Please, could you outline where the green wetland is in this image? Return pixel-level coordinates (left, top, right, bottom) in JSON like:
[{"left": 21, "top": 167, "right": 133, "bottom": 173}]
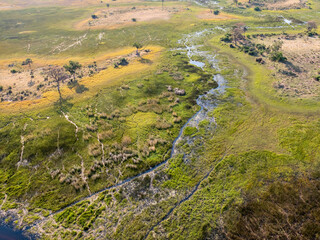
[{"left": 0, "top": 0, "right": 320, "bottom": 239}]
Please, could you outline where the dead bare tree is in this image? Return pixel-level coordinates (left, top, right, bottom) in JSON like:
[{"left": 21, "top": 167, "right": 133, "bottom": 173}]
[
  {"left": 47, "top": 66, "right": 68, "bottom": 107},
  {"left": 307, "top": 21, "right": 317, "bottom": 32},
  {"left": 231, "top": 27, "right": 243, "bottom": 45}
]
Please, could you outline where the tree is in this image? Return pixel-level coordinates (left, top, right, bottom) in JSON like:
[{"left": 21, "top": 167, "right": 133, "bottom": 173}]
[
  {"left": 64, "top": 61, "right": 82, "bottom": 82},
  {"left": 133, "top": 43, "right": 143, "bottom": 56},
  {"left": 47, "top": 66, "right": 68, "bottom": 107},
  {"left": 22, "top": 58, "right": 33, "bottom": 68},
  {"left": 307, "top": 21, "right": 317, "bottom": 32}
]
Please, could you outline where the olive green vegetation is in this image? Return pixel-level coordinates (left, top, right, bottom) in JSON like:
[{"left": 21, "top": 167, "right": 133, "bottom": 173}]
[
  {"left": 142, "top": 45, "right": 320, "bottom": 239},
  {"left": 0, "top": 49, "right": 217, "bottom": 214},
  {"left": 43, "top": 37, "right": 320, "bottom": 239},
  {"left": 0, "top": 2, "right": 201, "bottom": 59},
  {"left": 1, "top": 0, "right": 320, "bottom": 239}
]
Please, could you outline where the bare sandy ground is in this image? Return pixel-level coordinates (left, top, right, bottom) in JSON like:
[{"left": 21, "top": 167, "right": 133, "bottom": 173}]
[
  {"left": 267, "top": 0, "right": 307, "bottom": 9},
  {"left": 75, "top": 6, "right": 184, "bottom": 30},
  {"left": 238, "top": 0, "right": 307, "bottom": 9},
  {"left": 256, "top": 36, "right": 320, "bottom": 99}
]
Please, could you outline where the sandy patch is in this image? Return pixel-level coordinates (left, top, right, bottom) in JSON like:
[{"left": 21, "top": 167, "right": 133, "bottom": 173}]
[
  {"left": 75, "top": 6, "right": 183, "bottom": 30},
  {"left": 267, "top": 0, "right": 307, "bottom": 9},
  {"left": 255, "top": 36, "right": 320, "bottom": 99},
  {"left": 197, "top": 10, "right": 238, "bottom": 21},
  {"left": 0, "top": 0, "right": 141, "bottom": 9},
  {"left": 242, "top": 0, "right": 307, "bottom": 10}
]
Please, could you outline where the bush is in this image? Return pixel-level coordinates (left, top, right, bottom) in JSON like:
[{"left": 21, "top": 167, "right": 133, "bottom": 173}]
[
  {"left": 220, "top": 33, "right": 232, "bottom": 43},
  {"left": 10, "top": 69, "right": 17, "bottom": 74},
  {"left": 132, "top": 18, "right": 137, "bottom": 22},
  {"left": 315, "top": 76, "right": 320, "bottom": 81},
  {"left": 308, "top": 31, "right": 318, "bottom": 37},
  {"left": 254, "top": 6, "right": 261, "bottom": 11},
  {"left": 270, "top": 52, "right": 287, "bottom": 62},
  {"left": 0, "top": 86, "right": 2, "bottom": 92},
  {"left": 122, "top": 136, "right": 132, "bottom": 146},
  {"left": 91, "top": 14, "right": 98, "bottom": 19},
  {"left": 256, "top": 43, "right": 266, "bottom": 51},
  {"left": 183, "top": 126, "right": 198, "bottom": 136},
  {"left": 248, "top": 48, "right": 259, "bottom": 56},
  {"left": 118, "top": 58, "right": 129, "bottom": 66},
  {"left": 213, "top": 10, "right": 220, "bottom": 15}
]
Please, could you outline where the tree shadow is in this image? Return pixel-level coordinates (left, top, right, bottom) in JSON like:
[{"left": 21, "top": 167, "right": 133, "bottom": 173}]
[
  {"left": 284, "top": 60, "right": 302, "bottom": 73},
  {"left": 54, "top": 96, "right": 73, "bottom": 113}
]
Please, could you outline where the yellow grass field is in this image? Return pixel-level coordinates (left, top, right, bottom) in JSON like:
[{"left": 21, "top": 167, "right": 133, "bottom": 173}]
[{"left": 0, "top": 45, "right": 163, "bottom": 114}]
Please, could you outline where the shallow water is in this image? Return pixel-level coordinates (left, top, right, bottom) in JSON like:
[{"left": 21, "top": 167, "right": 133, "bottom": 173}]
[
  {"left": 171, "top": 29, "right": 227, "bottom": 159},
  {"left": 0, "top": 224, "right": 32, "bottom": 240}
]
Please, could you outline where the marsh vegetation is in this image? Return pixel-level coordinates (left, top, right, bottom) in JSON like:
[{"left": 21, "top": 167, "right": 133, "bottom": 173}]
[{"left": 0, "top": 0, "right": 319, "bottom": 239}]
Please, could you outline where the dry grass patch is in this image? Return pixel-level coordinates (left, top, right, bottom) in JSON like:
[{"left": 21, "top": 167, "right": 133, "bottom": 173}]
[
  {"left": 75, "top": 6, "right": 184, "bottom": 30},
  {"left": 0, "top": 45, "right": 162, "bottom": 113},
  {"left": 0, "top": 0, "right": 138, "bottom": 9}
]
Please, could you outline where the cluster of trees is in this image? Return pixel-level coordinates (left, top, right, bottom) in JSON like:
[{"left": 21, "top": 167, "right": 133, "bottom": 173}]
[
  {"left": 221, "top": 20, "right": 319, "bottom": 62},
  {"left": 221, "top": 23, "right": 287, "bottom": 61}
]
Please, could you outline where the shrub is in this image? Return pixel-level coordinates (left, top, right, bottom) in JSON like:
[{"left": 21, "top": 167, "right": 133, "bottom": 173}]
[
  {"left": 213, "top": 10, "right": 220, "bottom": 15},
  {"left": 88, "top": 144, "right": 101, "bottom": 157},
  {"left": 91, "top": 14, "right": 98, "bottom": 19},
  {"left": 155, "top": 120, "right": 172, "bottom": 130},
  {"left": 254, "top": 6, "right": 261, "bottom": 11},
  {"left": 119, "top": 58, "right": 129, "bottom": 66},
  {"left": 0, "top": 86, "right": 2, "bottom": 92},
  {"left": 308, "top": 31, "right": 317, "bottom": 37},
  {"left": 132, "top": 18, "right": 137, "bottom": 22},
  {"left": 220, "top": 33, "right": 232, "bottom": 43},
  {"left": 183, "top": 126, "right": 198, "bottom": 136},
  {"left": 270, "top": 52, "right": 287, "bottom": 62},
  {"left": 10, "top": 69, "right": 17, "bottom": 74},
  {"left": 98, "top": 130, "right": 113, "bottom": 140}
]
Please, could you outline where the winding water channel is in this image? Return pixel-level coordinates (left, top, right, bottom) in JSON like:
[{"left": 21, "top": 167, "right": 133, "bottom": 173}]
[
  {"left": 2, "top": 28, "right": 227, "bottom": 239},
  {"left": 2, "top": 18, "right": 297, "bottom": 238}
]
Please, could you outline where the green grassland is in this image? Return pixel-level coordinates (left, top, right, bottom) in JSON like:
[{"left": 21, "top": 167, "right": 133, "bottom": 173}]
[{"left": 0, "top": 0, "right": 320, "bottom": 239}]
